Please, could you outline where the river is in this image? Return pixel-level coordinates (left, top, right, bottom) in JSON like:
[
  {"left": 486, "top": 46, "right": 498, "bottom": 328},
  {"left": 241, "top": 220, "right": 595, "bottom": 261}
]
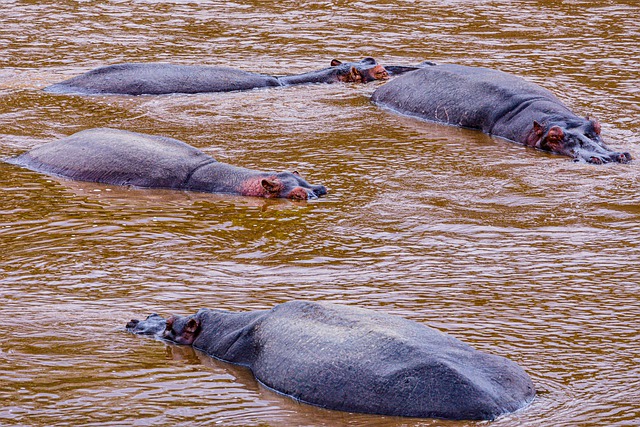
[{"left": 1, "top": 1, "right": 639, "bottom": 426}]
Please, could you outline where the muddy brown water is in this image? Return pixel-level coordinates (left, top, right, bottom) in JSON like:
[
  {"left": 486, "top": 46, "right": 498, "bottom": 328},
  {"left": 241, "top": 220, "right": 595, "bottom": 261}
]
[{"left": 1, "top": 1, "right": 639, "bottom": 426}]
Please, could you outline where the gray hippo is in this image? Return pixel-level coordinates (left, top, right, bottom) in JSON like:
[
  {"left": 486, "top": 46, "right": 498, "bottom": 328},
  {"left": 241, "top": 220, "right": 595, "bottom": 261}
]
[
  {"left": 6, "top": 128, "right": 327, "bottom": 200},
  {"left": 126, "top": 300, "right": 535, "bottom": 420},
  {"left": 371, "top": 63, "right": 631, "bottom": 164},
  {"left": 44, "top": 58, "right": 389, "bottom": 95},
  {"left": 383, "top": 60, "right": 437, "bottom": 76}
]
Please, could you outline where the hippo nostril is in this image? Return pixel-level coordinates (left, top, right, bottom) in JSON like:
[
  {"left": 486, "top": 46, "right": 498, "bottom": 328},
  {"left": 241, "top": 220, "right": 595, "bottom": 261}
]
[
  {"left": 314, "top": 185, "right": 328, "bottom": 197},
  {"left": 603, "top": 152, "right": 632, "bottom": 163},
  {"left": 618, "top": 152, "right": 632, "bottom": 163},
  {"left": 126, "top": 319, "right": 140, "bottom": 329}
]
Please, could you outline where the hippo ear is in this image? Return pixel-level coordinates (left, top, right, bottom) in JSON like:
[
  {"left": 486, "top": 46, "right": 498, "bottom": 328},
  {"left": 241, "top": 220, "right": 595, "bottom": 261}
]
[
  {"left": 361, "top": 57, "right": 377, "bottom": 65},
  {"left": 547, "top": 126, "right": 564, "bottom": 142},
  {"left": 330, "top": 59, "right": 342, "bottom": 67},
  {"left": 185, "top": 318, "right": 200, "bottom": 334},
  {"left": 292, "top": 170, "right": 301, "bottom": 177},
  {"left": 532, "top": 121, "right": 545, "bottom": 137},
  {"left": 261, "top": 178, "right": 282, "bottom": 194},
  {"left": 165, "top": 316, "right": 175, "bottom": 331},
  {"left": 584, "top": 115, "right": 602, "bottom": 135},
  {"left": 349, "top": 66, "right": 363, "bottom": 83}
]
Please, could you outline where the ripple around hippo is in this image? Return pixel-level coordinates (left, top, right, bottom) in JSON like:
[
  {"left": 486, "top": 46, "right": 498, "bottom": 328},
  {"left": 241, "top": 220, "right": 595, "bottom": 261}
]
[
  {"left": 5, "top": 128, "right": 327, "bottom": 200},
  {"left": 43, "top": 58, "right": 390, "bottom": 95},
  {"left": 371, "top": 63, "right": 631, "bottom": 164},
  {"left": 126, "top": 300, "right": 536, "bottom": 421}
]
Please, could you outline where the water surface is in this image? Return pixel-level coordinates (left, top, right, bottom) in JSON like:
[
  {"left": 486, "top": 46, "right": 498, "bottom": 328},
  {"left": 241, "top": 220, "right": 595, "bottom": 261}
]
[{"left": 1, "top": 1, "right": 639, "bottom": 426}]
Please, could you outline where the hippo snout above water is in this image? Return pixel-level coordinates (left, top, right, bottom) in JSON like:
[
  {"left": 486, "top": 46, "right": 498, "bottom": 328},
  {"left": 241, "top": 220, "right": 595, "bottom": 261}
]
[
  {"left": 526, "top": 118, "right": 632, "bottom": 164},
  {"left": 327, "top": 58, "right": 389, "bottom": 83},
  {"left": 125, "top": 314, "right": 166, "bottom": 336},
  {"left": 5, "top": 128, "right": 327, "bottom": 200},
  {"left": 126, "top": 301, "right": 535, "bottom": 421},
  {"left": 245, "top": 170, "right": 327, "bottom": 200},
  {"left": 371, "top": 64, "right": 631, "bottom": 164}
]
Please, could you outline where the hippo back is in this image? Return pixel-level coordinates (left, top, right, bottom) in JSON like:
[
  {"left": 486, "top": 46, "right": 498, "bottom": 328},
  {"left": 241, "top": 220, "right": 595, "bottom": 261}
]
[
  {"left": 7, "top": 128, "right": 216, "bottom": 189},
  {"left": 372, "top": 64, "right": 571, "bottom": 136},
  {"left": 248, "top": 301, "right": 534, "bottom": 420},
  {"left": 45, "top": 63, "right": 282, "bottom": 95}
]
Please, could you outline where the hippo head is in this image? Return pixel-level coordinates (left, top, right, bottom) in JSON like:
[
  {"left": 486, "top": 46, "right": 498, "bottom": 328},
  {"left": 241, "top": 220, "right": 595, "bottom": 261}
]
[
  {"left": 125, "top": 313, "right": 167, "bottom": 336},
  {"left": 242, "top": 171, "right": 327, "bottom": 200},
  {"left": 125, "top": 312, "right": 203, "bottom": 345},
  {"left": 330, "top": 58, "right": 389, "bottom": 83},
  {"left": 163, "top": 314, "right": 201, "bottom": 345},
  {"left": 528, "top": 118, "right": 632, "bottom": 164}
]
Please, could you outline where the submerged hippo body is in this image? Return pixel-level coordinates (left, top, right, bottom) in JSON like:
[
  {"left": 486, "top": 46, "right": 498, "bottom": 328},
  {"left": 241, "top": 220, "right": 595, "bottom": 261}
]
[
  {"left": 383, "top": 60, "right": 437, "bottom": 76},
  {"left": 45, "top": 63, "right": 281, "bottom": 95},
  {"left": 7, "top": 128, "right": 326, "bottom": 200},
  {"left": 44, "top": 58, "right": 388, "bottom": 95},
  {"left": 126, "top": 301, "right": 535, "bottom": 420},
  {"left": 371, "top": 64, "right": 631, "bottom": 164}
]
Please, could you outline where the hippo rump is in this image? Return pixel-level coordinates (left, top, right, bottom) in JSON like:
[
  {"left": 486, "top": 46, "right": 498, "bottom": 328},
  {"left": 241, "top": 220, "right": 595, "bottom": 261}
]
[
  {"left": 6, "top": 128, "right": 326, "bottom": 200},
  {"left": 126, "top": 300, "right": 535, "bottom": 420},
  {"left": 43, "top": 58, "right": 389, "bottom": 95},
  {"left": 371, "top": 63, "right": 631, "bottom": 164}
]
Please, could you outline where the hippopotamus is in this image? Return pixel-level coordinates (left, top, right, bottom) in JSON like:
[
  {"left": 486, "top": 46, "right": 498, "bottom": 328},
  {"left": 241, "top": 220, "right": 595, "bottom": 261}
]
[
  {"left": 371, "top": 63, "right": 631, "bottom": 164},
  {"left": 126, "top": 300, "right": 535, "bottom": 420},
  {"left": 6, "top": 128, "right": 327, "bottom": 200},
  {"left": 277, "top": 58, "right": 388, "bottom": 85},
  {"left": 43, "top": 58, "right": 389, "bottom": 95},
  {"left": 383, "top": 60, "right": 437, "bottom": 76}
]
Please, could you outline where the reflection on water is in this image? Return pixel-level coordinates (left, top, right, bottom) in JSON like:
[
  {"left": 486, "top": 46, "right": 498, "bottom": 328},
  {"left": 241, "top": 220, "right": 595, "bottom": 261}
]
[{"left": 1, "top": 1, "right": 639, "bottom": 426}]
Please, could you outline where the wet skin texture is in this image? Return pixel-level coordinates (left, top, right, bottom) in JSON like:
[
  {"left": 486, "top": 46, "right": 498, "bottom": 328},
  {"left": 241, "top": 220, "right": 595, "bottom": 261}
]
[
  {"left": 382, "top": 60, "right": 437, "bottom": 76},
  {"left": 371, "top": 64, "right": 631, "bottom": 164},
  {"left": 126, "top": 301, "right": 535, "bottom": 421},
  {"left": 44, "top": 58, "right": 389, "bottom": 95},
  {"left": 6, "top": 128, "right": 327, "bottom": 200}
]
